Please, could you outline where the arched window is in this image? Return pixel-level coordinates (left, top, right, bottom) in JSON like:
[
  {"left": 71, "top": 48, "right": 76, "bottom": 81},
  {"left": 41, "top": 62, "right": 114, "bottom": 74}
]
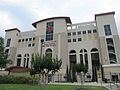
[
  {"left": 69, "top": 50, "right": 77, "bottom": 82},
  {"left": 17, "top": 54, "right": 22, "bottom": 66},
  {"left": 79, "top": 49, "right": 88, "bottom": 66},
  {"left": 69, "top": 50, "right": 76, "bottom": 54},
  {"left": 17, "top": 54, "right": 22, "bottom": 57},
  {"left": 45, "top": 48, "right": 52, "bottom": 58},
  {"left": 24, "top": 53, "right": 29, "bottom": 68},
  {"left": 91, "top": 48, "right": 98, "bottom": 52},
  {"left": 90, "top": 48, "right": 100, "bottom": 81}
]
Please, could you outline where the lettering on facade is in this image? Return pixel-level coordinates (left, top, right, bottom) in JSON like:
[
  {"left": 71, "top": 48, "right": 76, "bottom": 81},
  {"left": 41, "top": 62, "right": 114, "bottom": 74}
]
[{"left": 42, "top": 41, "right": 56, "bottom": 47}]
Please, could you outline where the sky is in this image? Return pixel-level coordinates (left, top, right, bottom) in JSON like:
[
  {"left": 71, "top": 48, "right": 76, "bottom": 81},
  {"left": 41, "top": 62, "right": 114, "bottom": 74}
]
[{"left": 0, "top": 0, "right": 120, "bottom": 37}]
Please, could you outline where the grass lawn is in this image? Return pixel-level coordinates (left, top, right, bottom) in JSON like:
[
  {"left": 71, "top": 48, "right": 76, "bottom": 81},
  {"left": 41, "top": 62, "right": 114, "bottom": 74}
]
[{"left": 0, "top": 84, "right": 108, "bottom": 90}]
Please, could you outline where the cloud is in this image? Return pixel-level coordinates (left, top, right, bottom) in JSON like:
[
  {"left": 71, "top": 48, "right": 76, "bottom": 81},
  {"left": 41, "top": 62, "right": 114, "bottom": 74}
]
[
  {"left": 0, "top": 0, "right": 120, "bottom": 37},
  {"left": 0, "top": 11, "right": 20, "bottom": 37}
]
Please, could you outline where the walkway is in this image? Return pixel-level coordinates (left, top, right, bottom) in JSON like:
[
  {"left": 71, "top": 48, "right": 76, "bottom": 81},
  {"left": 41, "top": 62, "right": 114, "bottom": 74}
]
[{"left": 49, "top": 82, "right": 120, "bottom": 90}]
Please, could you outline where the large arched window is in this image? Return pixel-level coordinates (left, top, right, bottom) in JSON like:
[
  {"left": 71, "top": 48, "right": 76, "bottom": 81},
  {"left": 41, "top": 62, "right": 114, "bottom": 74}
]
[
  {"left": 91, "top": 48, "right": 100, "bottom": 81},
  {"left": 69, "top": 50, "right": 76, "bottom": 63},
  {"left": 79, "top": 49, "right": 88, "bottom": 67},
  {"left": 24, "top": 53, "right": 29, "bottom": 68},
  {"left": 17, "top": 54, "right": 22, "bottom": 66},
  {"left": 45, "top": 48, "right": 52, "bottom": 58},
  {"left": 69, "top": 50, "right": 77, "bottom": 82},
  {"left": 91, "top": 48, "right": 98, "bottom": 52}
]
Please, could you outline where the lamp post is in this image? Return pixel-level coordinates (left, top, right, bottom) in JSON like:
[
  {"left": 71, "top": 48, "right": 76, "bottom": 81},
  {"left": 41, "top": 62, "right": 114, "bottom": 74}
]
[{"left": 41, "top": 39, "right": 44, "bottom": 55}]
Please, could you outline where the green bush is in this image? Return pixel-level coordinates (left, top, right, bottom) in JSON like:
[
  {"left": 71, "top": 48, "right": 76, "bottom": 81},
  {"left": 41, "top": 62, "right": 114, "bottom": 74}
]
[{"left": 0, "top": 75, "right": 38, "bottom": 84}]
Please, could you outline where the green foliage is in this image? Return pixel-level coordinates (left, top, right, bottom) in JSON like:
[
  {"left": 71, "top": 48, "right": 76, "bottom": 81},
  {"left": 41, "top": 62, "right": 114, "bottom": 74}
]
[
  {"left": 0, "top": 75, "right": 38, "bottom": 84},
  {"left": 31, "top": 54, "right": 62, "bottom": 75},
  {"left": 31, "top": 54, "right": 43, "bottom": 74},
  {"left": 75, "top": 63, "right": 88, "bottom": 73},
  {"left": 52, "top": 56, "right": 62, "bottom": 74},
  {"left": 0, "top": 37, "right": 11, "bottom": 69}
]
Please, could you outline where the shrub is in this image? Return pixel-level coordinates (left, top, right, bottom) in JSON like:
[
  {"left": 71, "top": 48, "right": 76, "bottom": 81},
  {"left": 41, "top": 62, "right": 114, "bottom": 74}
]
[{"left": 0, "top": 75, "right": 38, "bottom": 84}]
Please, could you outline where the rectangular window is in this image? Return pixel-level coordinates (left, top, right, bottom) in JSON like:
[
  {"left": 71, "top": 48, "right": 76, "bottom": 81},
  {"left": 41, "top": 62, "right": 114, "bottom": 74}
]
[
  {"left": 46, "top": 21, "right": 54, "bottom": 41},
  {"left": 6, "top": 38, "right": 11, "bottom": 47},
  {"left": 72, "top": 32, "right": 76, "bottom": 36},
  {"left": 28, "top": 44, "right": 31, "bottom": 47},
  {"left": 78, "top": 38, "right": 82, "bottom": 41},
  {"left": 26, "top": 38, "right": 28, "bottom": 41},
  {"left": 29, "top": 38, "right": 32, "bottom": 41},
  {"left": 68, "top": 39, "right": 71, "bottom": 43},
  {"left": 73, "top": 38, "right": 76, "bottom": 42},
  {"left": 104, "top": 25, "right": 112, "bottom": 36},
  {"left": 17, "top": 59, "right": 21, "bottom": 66},
  {"left": 33, "top": 37, "right": 35, "bottom": 40},
  {"left": 77, "top": 31, "right": 81, "bottom": 35},
  {"left": 83, "top": 31, "right": 86, "bottom": 34},
  {"left": 22, "top": 39, "right": 24, "bottom": 42},
  {"left": 67, "top": 33, "right": 71, "bottom": 36},
  {"left": 32, "top": 43, "right": 35, "bottom": 46},
  {"left": 80, "top": 54, "right": 83, "bottom": 65},
  {"left": 93, "top": 29, "right": 97, "bottom": 33},
  {"left": 88, "top": 30, "right": 91, "bottom": 34},
  {"left": 18, "top": 39, "right": 21, "bottom": 42}
]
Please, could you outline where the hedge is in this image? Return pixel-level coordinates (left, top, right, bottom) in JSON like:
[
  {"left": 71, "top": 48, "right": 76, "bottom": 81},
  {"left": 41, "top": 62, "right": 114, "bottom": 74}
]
[{"left": 0, "top": 75, "right": 38, "bottom": 84}]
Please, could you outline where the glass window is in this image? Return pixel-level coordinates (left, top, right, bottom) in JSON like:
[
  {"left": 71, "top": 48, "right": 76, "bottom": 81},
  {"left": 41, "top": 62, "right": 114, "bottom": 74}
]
[
  {"left": 18, "top": 39, "right": 21, "bottom": 42},
  {"left": 72, "top": 32, "right": 76, "bottom": 36},
  {"left": 32, "top": 43, "right": 35, "bottom": 46},
  {"left": 67, "top": 33, "right": 71, "bottom": 36},
  {"left": 46, "top": 21, "right": 54, "bottom": 41},
  {"left": 73, "top": 38, "right": 76, "bottom": 42},
  {"left": 28, "top": 44, "right": 31, "bottom": 47},
  {"left": 80, "top": 54, "right": 83, "bottom": 65},
  {"left": 26, "top": 38, "right": 28, "bottom": 41},
  {"left": 17, "top": 59, "right": 21, "bottom": 66},
  {"left": 68, "top": 39, "right": 71, "bottom": 43},
  {"left": 88, "top": 30, "right": 91, "bottom": 34},
  {"left": 93, "top": 29, "right": 97, "bottom": 33},
  {"left": 45, "top": 48, "right": 52, "bottom": 58},
  {"left": 77, "top": 31, "right": 81, "bottom": 35},
  {"left": 29, "top": 38, "right": 32, "bottom": 41},
  {"left": 104, "top": 25, "right": 112, "bottom": 36},
  {"left": 22, "top": 39, "right": 24, "bottom": 42},
  {"left": 83, "top": 31, "right": 86, "bottom": 34},
  {"left": 33, "top": 37, "right": 35, "bottom": 40},
  {"left": 6, "top": 38, "right": 11, "bottom": 47},
  {"left": 78, "top": 38, "right": 81, "bottom": 41},
  {"left": 5, "top": 49, "right": 9, "bottom": 53}
]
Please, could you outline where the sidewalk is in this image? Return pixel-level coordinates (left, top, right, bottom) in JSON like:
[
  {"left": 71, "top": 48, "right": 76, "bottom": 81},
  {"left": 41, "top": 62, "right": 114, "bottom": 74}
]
[{"left": 49, "top": 82, "right": 120, "bottom": 90}]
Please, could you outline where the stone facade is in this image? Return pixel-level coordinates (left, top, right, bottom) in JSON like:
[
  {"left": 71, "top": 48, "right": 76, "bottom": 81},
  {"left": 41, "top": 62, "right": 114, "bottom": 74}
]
[{"left": 4, "top": 12, "right": 120, "bottom": 82}]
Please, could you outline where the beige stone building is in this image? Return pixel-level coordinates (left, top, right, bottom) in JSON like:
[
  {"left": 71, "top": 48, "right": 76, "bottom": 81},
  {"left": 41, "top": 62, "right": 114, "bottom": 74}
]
[{"left": 4, "top": 11, "right": 120, "bottom": 82}]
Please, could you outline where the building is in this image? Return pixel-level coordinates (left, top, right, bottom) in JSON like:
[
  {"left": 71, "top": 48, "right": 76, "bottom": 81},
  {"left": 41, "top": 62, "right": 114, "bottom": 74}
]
[{"left": 4, "top": 11, "right": 120, "bottom": 82}]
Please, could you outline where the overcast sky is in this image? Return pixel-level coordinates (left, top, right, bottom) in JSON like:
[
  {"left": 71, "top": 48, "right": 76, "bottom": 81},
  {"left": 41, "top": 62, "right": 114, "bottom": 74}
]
[{"left": 0, "top": 0, "right": 120, "bottom": 37}]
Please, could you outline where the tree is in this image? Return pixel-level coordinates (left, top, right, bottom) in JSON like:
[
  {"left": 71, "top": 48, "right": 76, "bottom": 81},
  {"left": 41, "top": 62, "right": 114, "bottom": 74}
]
[
  {"left": 51, "top": 56, "right": 62, "bottom": 82},
  {"left": 0, "top": 37, "right": 11, "bottom": 70},
  {"left": 75, "top": 63, "right": 88, "bottom": 89},
  {"left": 31, "top": 54, "right": 62, "bottom": 83},
  {"left": 75, "top": 64, "right": 88, "bottom": 74}
]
